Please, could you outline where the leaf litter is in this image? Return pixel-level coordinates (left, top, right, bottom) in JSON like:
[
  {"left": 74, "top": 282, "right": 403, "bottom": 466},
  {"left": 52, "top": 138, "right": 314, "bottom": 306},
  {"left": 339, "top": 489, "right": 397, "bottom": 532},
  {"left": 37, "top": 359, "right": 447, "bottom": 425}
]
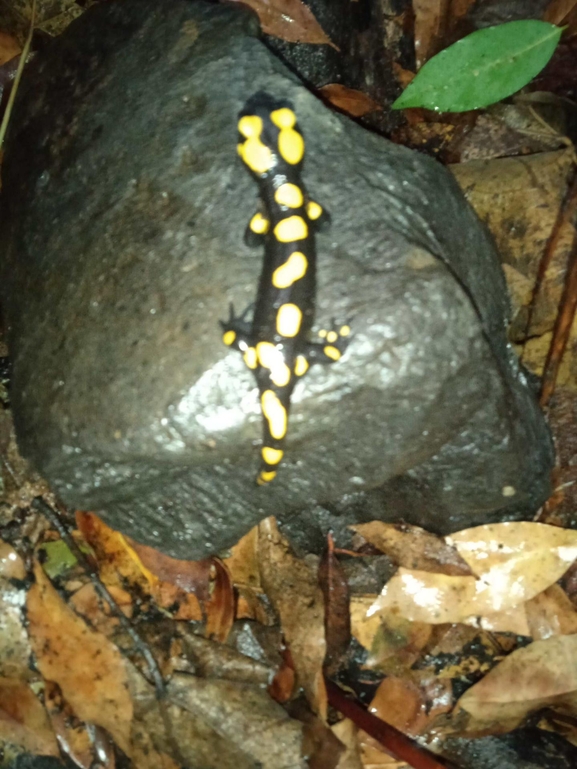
[{"left": 3, "top": 0, "right": 577, "bottom": 767}]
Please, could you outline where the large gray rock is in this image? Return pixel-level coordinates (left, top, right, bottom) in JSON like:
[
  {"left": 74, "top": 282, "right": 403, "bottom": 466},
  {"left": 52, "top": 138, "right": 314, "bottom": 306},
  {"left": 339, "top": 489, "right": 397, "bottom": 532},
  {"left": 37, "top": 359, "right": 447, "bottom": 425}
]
[{"left": 0, "top": 0, "right": 553, "bottom": 559}]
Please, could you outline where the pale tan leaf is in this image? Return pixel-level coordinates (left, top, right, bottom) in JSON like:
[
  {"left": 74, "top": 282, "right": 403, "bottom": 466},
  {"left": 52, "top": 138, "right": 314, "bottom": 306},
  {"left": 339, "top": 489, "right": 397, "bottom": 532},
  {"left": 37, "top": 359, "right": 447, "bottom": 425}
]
[
  {"left": 258, "top": 518, "right": 327, "bottom": 719},
  {"left": 526, "top": 584, "right": 577, "bottom": 639},
  {"left": 228, "top": 0, "right": 337, "bottom": 48},
  {"left": 332, "top": 718, "right": 363, "bottom": 769},
  {"left": 447, "top": 522, "right": 577, "bottom": 607},
  {"left": 0, "top": 540, "right": 25, "bottom": 579},
  {"left": 455, "top": 634, "right": 577, "bottom": 732},
  {"left": 27, "top": 561, "right": 133, "bottom": 754}
]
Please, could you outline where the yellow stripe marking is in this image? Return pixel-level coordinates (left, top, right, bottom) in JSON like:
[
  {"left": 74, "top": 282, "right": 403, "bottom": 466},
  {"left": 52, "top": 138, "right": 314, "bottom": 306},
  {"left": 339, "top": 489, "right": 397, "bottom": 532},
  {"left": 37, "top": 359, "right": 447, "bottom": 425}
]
[
  {"left": 257, "top": 470, "right": 277, "bottom": 485},
  {"left": 306, "top": 200, "right": 323, "bottom": 220},
  {"left": 261, "top": 390, "right": 287, "bottom": 440},
  {"left": 222, "top": 330, "right": 236, "bottom": 346},
  {"left": 270, "top": 108, "right": 296, "bottom": 129},
  {"left": 249, "top": 212, "right": 269, "bottom": 234},
  {"left": 238, "top": 115, "right": 263, "bottom": 138},
  {"left": 324, "top": 345, "right": 341, "bottom": 361},
  {"left": 243, "top": 347, "right": 257, "bottom": 369},
  {"left": 326, "top": 330, "right": 338, "bottom": 343},
  {"left": 278, "top": 128, "right": 304, "bottom": 165},
  {"left": 274, "top": 183, "right": 304, "bottom": 208},
  {"left": 294, "top": 355, "right": 309, "bottom": 376},
  {"left": 276, "top": 303, "right": 302, "bottom": 338},
  {"left": 274, "top": 216, "right": 308, "bottom": 242},
  {"left": 262, "top": 446, "right": 283, "bottom": 465},
  {"left": 340, "top": 325, "right": 351, "bottom": 336},
  {"left": 272, "top": 252, "right": 308, "bottom": 288}
]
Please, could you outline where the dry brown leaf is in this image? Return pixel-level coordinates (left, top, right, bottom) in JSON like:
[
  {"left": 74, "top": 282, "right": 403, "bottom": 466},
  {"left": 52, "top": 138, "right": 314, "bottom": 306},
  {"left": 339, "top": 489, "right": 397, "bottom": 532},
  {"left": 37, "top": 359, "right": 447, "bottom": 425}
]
[
  {"left": 229, "top": 0, "right": 338, "bottom": 48},
  {"left": 258, "top": 517, "right": 327, "bottom": 718},
  {"left": 0, "top": 32, "right": 21, "bottom": 66},
  {"left": 413, "top": 0, "right": 447, "bottom": 68},
  {"left": 205, "top": 557, "right": 234, "bottom": 643},
  {"left": 167, "top": 673, "right": 306, "bottom": 769},
  {"left": 454, "top": 634, "right": 577, "bottom": 733},
  {"left": 526, "top": 584, "right": 577, "bottom": 639},
  {"left": 224, "top": 526, "right": 260, "bottom": 589},
  {"left": 350, "top": 522, "right": 471, "bottom": 576},
  {"left": 544, "top": 0, "right": 577, "bottom": 28},
  {"left": 0, "top": 577, "right": 32, "bottom": 680},
  {"left": 350, "top": 595, "right": 431, "bottom": 669},
  {"left": 27, "top": 560, "right": 133, "bottom": 754},
  {"left": 319, "top": 537, "right": 351, "bottom": 675},
  {"left": 368, "top": 675, "right": 453, "bottom": 738},
  {"left": 44, "top": 681, "right": 95, "bottom": 769},
  {"left": 0, "top": 677, "right": 59, "bottom": 756},
  {"left": 332, "top": 718, "right": 363, "bottom": 769},
  {"left": 318, "top": 84, "right": 381, "bottom": 117}
]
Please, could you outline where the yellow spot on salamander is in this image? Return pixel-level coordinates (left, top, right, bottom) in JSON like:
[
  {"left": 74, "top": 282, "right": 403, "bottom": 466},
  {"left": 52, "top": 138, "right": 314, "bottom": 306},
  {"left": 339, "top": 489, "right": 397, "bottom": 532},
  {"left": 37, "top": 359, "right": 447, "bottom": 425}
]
[
  {"left": 274, "top": 216, "right": 308, "bottom": 243},
  {"left": 324, "top": 345, "right": 341, "bottom": 361},
  {"left": 256, "top": 342, "right": 291, "bottom": 386},
  {"left": 243, "top": 347, "right": 257, "bottom": 369},
  {"left": 276, "top": 303, "right": 302, "bottom": 338},
  {"left": 274, "top": 183, "right": 304, "bottom": 209},
  {"left": 318, "top": 329, "right": 327, "bottom": 338},
  {"left": 257, "top": 470, "right": 277, "bottom": 485},
  {"left": 272, "top": 251, "right": 308, "bottom": 288},
  {"left": 261, "top": 390, "right": 287, "bottom": 440},
  {"left": 238, "top": 115, "right": 263, "bottom": 138},
  {"left": 340, "top": 325, "right": 351, "bottom": 336},
  {"left": 270, "top": 108, "right": 296, "bottom": 129},
  {"left": 326, "top": 330, "right": 338, "bottom": 343},
  {"left": 278, "top": 128, "right": 304, "bottom": 165},
  {"left": 306, "top": 201, "right": 323, "bottom": 220},
  {"left": 239, "top": 138, "right": 273, "bottom": 175},
  {"left": 262, "top": 446, "right": 283, "bottom": 465},
  {"left": 294, "top": 355, "right": 309, "bottom": 376},
  {"left": 222, "top": 330, "right": 236, "bottom": 346},
  {"left": 249, "top": 212, "right": 269, "bottom": 234}
]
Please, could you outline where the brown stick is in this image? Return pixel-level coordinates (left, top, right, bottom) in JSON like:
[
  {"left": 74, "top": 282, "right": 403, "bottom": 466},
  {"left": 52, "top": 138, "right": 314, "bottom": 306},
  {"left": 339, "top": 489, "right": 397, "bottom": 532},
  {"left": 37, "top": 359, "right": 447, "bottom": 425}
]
[
  {"left": 540, "top": 206, "right": 577, "bottom": 407},
  {"left": 325, "top": 678, "right": 452, "bottom": 769}
]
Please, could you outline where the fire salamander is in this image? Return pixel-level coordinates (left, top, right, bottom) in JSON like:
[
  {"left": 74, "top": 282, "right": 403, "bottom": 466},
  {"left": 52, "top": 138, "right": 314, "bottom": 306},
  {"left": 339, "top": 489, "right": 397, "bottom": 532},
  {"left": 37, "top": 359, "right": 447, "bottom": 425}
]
[{"left": 221, "top": 93, "right": 350, "bottom": 485}]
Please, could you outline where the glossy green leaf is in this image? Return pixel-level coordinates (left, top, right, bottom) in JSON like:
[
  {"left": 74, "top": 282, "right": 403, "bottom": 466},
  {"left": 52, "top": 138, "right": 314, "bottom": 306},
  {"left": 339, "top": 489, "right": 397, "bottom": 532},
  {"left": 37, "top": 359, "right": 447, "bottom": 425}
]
[{"left": 392, "top": 20, "right": 563, "bottom": 113}]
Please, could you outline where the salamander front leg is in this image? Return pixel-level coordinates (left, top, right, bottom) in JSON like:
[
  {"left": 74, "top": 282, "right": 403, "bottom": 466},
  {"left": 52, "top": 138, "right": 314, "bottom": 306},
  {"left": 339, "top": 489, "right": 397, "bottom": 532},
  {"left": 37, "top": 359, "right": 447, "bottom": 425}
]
[{"left": 220, "top": 302, "right": 259, "bottom": 370}]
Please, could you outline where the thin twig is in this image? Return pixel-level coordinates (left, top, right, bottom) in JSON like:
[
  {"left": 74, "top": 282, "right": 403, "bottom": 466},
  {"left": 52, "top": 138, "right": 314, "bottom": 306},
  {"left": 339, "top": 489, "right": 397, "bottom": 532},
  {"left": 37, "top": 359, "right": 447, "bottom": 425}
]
[
  {"left": 325, "top": 678, "right": 452, "bottom": 769},
  {"left": 31, "top": 496, "right": 168, "bottom": 699},
  {"left": 0, "top": 0, "right": 36, "bottom": 150}
]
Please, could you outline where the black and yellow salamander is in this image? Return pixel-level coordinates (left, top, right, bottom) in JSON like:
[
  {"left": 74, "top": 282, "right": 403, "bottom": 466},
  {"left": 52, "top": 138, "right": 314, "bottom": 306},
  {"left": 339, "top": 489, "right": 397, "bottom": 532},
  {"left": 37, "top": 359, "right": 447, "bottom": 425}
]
[{"left": 221, "top": 92, "right": 350, "bottom": 485}]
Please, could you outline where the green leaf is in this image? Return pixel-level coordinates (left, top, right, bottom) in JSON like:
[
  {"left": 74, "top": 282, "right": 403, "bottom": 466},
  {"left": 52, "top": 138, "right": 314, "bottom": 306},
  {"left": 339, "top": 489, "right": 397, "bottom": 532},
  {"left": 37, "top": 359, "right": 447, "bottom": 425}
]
[{"left": 392, "top": 20, "right": 563, "bottom": 113}]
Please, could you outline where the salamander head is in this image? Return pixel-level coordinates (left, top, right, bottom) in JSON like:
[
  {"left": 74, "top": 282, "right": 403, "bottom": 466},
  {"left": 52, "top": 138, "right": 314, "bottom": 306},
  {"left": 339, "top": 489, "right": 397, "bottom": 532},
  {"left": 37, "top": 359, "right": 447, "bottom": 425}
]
[{"left": 237, "top": 92, "right": 305, "bottom": 178}]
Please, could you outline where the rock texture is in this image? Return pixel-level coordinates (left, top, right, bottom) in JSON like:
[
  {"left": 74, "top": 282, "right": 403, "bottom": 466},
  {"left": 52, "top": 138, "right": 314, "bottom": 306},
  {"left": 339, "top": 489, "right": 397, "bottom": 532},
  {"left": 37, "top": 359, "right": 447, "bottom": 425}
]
[{"left": 0, "top": 0, "right": 553, "bottom": 558}]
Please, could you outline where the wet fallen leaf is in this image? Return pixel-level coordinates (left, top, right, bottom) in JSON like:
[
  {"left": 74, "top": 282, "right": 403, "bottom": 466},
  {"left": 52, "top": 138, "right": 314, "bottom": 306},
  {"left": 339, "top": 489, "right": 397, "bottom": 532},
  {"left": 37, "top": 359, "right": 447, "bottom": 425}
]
[
  {"left": 258, "top": 518, "right": 327, "bottom": 718},
  {"left": 229, "top": 0, "right": 338, "bottom": 49},
  {"left": 331, "top": 718, "right": 363, "bottom": 769},
  {"left": 26, "top": 560, "right": 133, "bottom": 754},
  {"left": 318, "top": 84, "right": 382, "bottom": 117},
  {"left": 454, "top": 633, "right": 577, "bottom": 733},
  {"left": 319, "top": 537, "right": 351, "bottom": 675},
  {"left": 350, "top": 522, "right": 471, "bottom": 575},
  {"left": 44, "top": 681, "right": 95, "bottom": 769},
  {"left": 167, "top": 672, "right": 306, "bottom": 769},
  {"left": 205, "top": 557, "right": 234, "bottom": 643},
  {"left": 176, "top": 625, "right": 273, "bottom": 685},
  {"left": 224, "top": 525, "right": 260, "bottom": 589},
  {"left": 0, "top": 539, "right": 25, "bottom": 579},
  {"left": 0, "top": 677, "right": 59, "bottom": 756},
  {"left": 368, "top": 674, "right": 453, "bottom": 737},
  {"left": 0, "top": 577, "right": 31, "bottom": 679},
  {"left": 544, "top": 0, "right": 577, "bottom": 30}
]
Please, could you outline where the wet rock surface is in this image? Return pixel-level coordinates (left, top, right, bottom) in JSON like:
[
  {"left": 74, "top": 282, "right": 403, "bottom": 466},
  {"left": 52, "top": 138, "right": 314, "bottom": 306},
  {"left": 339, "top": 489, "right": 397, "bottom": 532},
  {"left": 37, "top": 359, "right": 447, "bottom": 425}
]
[{"left": 0, "top": 0, "right": 553, "bottom": 559}]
